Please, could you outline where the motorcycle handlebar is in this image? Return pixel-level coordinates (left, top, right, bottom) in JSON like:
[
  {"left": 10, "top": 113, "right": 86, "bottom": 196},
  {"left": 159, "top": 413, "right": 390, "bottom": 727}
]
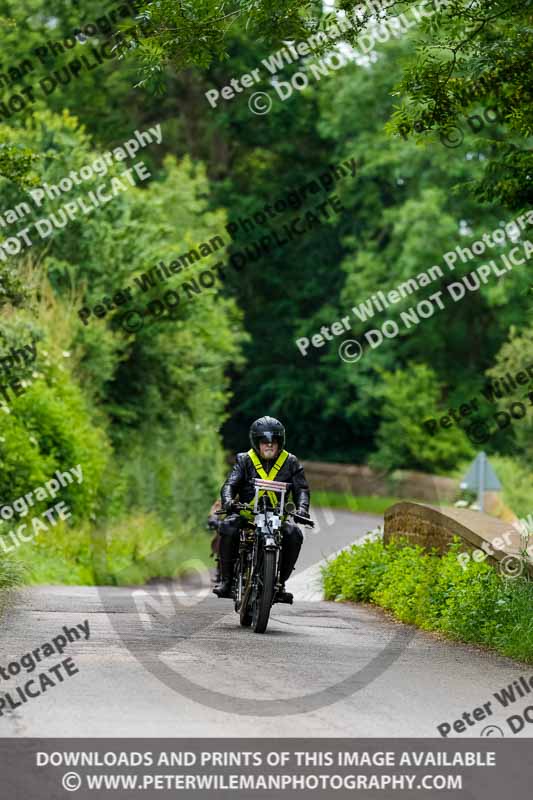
[
  {"left": 215, "top": 505, "right": 315, "bottom": 527},
  {"left": 215, "top": 502, "right": 249, "bottom": 515}
]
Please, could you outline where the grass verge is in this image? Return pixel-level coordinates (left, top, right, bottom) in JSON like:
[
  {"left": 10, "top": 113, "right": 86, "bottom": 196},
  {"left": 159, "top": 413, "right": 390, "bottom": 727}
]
[
  {"left": 11, "top": 512, "right": 211, "bottom": 586},
  {"left": 322, "top": 535, "right": 533, "bottom": 663},
  {"left": 0, "top": 553, "right": 26, "bottom": 615},
  {"left": 312, "top": 491, "right": 406, "bottom": 515}
]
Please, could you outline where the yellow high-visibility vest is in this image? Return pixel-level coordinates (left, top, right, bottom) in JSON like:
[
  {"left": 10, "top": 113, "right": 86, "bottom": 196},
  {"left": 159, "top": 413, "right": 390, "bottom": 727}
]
[{"left": 247, "top": 448, "right": 289, "bottom": 507}]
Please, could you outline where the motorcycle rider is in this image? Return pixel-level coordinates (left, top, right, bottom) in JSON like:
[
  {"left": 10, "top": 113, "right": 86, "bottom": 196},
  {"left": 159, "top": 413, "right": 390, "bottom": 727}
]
[{"left": 213, "top": 416, "right": 310, "bottom": 602}]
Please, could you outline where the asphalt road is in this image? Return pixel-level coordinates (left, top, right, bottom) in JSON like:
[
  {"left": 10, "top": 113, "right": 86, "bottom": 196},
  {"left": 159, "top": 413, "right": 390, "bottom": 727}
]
[{"left": 0, "top": 507, "right": 531, "bottom": 738}]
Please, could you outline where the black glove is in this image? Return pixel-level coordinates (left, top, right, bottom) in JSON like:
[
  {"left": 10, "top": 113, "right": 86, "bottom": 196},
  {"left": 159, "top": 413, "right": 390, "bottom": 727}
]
[{"left": 207, "top": 517, "right": 219, "bottom": 531}]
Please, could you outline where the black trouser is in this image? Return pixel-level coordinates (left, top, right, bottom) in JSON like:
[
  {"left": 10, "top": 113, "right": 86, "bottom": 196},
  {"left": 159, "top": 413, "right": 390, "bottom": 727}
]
[{"left": 219, "top": 514, "right": 303, "bottom": 583}]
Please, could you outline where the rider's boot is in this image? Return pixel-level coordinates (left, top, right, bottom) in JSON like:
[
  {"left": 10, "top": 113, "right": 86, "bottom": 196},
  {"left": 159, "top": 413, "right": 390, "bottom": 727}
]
[
  {"left": 210, "top": 555, "right": 221, "bottom": 584},
  {"left": 276, "top": 583, "right": 293, "bottom": 604},
  {"left": 275, "top": 532, "right": 302, "bottom": 603},
  {"left": 276, "top": 566, "right": 294, "bottom": 604},
  {"left": 213, "top": 559, "right": 234, "bottom": 598}
]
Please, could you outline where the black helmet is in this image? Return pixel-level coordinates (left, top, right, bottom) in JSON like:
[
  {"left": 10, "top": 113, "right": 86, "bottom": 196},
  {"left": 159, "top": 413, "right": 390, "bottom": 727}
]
[{"left": 249, "top": 416, "right": 285, "bottom": 455}]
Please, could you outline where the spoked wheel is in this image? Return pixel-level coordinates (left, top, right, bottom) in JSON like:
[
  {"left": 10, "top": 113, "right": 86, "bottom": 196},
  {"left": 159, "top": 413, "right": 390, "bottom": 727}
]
[{"left": 251, "top": 550, "right": 276, "bottom": 634}]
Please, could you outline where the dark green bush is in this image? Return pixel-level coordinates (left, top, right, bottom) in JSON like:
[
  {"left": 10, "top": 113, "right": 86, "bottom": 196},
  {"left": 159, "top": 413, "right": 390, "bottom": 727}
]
[{"left": 0, "top": 367, "right": 109, "bottom": 523}]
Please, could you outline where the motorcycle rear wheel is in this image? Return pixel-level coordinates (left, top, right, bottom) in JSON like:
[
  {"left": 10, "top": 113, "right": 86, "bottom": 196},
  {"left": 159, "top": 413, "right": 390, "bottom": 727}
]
[{"left": 252, "top": 549, "right": 276, "bottom": 634}]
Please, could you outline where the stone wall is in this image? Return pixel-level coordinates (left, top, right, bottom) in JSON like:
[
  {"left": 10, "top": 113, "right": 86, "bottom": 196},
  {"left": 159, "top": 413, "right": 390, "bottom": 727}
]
[
  {"left": 302, "top": 460, "right": 459, "bottom": 504},
  {"left": 384, "top": 502, "right": 531, "bottom": 576}
]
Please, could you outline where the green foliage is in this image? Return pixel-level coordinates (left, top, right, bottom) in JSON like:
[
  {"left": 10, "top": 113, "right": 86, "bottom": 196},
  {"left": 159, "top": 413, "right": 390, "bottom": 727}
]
[
  {"left": 371, "top": 539, "right": 440, "bottom": 626},
  {"left": 124, "top": 0, "right": 532, "bottom": 207},
  {"left": 322, "top": 535, "right": 533, "bottom": 662},
  {"left": 0, "top": 264, "right": 31, "bottom": 311},
  {"left": 369, "top": 363, "right": 474, "bottom": 472},
  {"left": 122, "top": 0, "right": 319, "bottom": 76},
  {"left": 0, "top": 0, "right": 530, "bottom": 592},
  {"left": 486, "top": 323, "right": 533, "bottom": 467},
  {"left": 20, "top": 519, "right": 96, "bottom": 585},
  {"left": 16, "top": 512, "right": 211, "bottom": 586},
  {"left": 482, "top": 456, "right": 533, "bottom": 520},
  {"left": 91, "top": 513, "right": 211, "bottom": 587},
  {"left": 0, "top": 106, "right": 245, "bottom": 585},
  {"left": 322, "top": 536, "right": 391, "bottom": 602},
  {"left": 0, "top": 552, "right": 26, "bottom": 606},
  {"left": 0, "top": 144, "right": 39, "bottom": 188},
  {"left": 311, "top": 491, "right": 403, "bottom": 514},
  {"left": 379, "top": 0, "right": 533, "bottom": 207},
  {"left": 0, "top": 367, "right": 108, "bottom": 523}
]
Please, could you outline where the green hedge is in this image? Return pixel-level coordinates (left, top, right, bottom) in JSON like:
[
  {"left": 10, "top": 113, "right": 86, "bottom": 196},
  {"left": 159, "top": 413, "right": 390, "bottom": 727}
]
[{"left": 322, "top": 536, "right": 533, "bottom": 663}]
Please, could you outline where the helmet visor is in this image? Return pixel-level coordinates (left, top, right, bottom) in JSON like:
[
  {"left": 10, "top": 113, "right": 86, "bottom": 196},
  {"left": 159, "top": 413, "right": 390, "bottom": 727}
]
[{"left": 253, "top": 431, "right": 284, "bottom": 448}]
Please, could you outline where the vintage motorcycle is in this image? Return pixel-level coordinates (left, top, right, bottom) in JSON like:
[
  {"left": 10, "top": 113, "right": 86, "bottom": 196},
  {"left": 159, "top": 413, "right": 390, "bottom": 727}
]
[{"left": 217, "top": 478, "right": 314, "bottom": 634}]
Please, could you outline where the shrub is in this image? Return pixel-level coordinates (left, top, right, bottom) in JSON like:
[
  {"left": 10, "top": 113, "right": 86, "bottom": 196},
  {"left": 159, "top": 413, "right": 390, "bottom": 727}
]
[
  {"left": 369, "top": 363, "right": 474, "bottom": 473},
  {"left": 0, "top": 367, "right": 109, "bottom": 523},
  {"left": 323, "top": 536, "right": 390, "bottom": 602},
  {"left": 322, "top": 534, "right": 533, "bottom": 662}
]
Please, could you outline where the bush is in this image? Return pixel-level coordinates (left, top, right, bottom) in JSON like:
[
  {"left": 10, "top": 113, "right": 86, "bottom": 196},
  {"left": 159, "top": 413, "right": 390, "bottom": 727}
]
[
  {"left": 0, "top": 367, "right": 109, "bottom": 523},
  {"left": 322, "top": 536, "right": 390, "bottom": 602},
  {"left": 369, "top": 363, "right": 474, "bottom": 473},
  {"left": 322, "top": 535, "right": 533, "bottom": 662}
]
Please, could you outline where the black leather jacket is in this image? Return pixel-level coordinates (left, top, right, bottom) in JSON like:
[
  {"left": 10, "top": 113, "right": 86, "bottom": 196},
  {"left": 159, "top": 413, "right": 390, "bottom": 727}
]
[{"left": 221, "top": 451, "right": 310, "bottom": 513}]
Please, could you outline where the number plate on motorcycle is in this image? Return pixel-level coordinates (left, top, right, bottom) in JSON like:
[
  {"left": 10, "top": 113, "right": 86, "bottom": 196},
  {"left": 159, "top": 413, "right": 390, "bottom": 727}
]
[{"left": 254, "top": 479, "right": 288, "bottom": 490}]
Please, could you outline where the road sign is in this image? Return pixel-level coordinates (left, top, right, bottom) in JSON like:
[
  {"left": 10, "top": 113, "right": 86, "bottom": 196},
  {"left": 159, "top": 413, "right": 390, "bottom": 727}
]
[{"left": 460, "top": 452, "right": 502, "bottom": 512}]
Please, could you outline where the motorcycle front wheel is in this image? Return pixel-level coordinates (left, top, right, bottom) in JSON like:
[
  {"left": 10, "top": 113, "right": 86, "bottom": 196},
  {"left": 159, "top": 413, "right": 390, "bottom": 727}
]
[{"left": 251, "top": 549, "right": 276, "bottom": 634}]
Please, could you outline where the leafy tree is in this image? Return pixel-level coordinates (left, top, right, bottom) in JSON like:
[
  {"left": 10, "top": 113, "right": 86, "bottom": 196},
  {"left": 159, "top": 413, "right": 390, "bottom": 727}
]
[
  {"left": 117, "top": 0, "right": 321, "bottom": 82},
  {"left": 0, "top": 107, "right": 246, "bottom": 581},
  {"left": 125, "top": 0, "right": 532, "bottom": 207},
  {"left": 0, "top": 0, "right": 530, "bottom": 583},
  {"left": 377, "top": 0, "right": 533, "bottom": 208},
  {"left": 486, "top": 322, "right": 533, "bottom": 467},
  {"left": 369, "top": 363, "right": 473, "bottom": 471}
]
